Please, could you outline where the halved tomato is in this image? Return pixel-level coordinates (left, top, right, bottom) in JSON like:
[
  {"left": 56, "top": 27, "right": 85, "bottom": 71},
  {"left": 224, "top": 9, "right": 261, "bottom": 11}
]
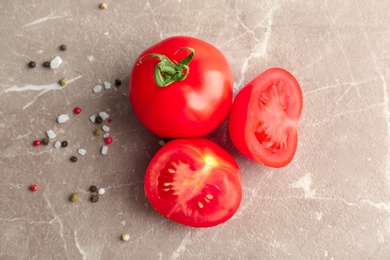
[
  {"left": 144, "top": 138, "right": 242, "bottom": 228},
  {"left": 228, "top": 68, "right": 303, "bottom": 168}
]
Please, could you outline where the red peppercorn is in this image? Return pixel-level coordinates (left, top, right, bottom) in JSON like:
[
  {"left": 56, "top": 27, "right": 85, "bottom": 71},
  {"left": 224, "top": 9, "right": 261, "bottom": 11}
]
[
  {"left": 30, "top": 184, "right": 38, "bottom": 191},
  {"left": 73, "top": 107, "right": 82, "bottom": 114},
  {"left": 105, "top": 136, "right": 112, "bottom": 145},
  {"left": 107, "top": 119, "right": 112, "bottom": 123},
  {"left": 33, "top": 140, "right": 41, "bottom": 146}
]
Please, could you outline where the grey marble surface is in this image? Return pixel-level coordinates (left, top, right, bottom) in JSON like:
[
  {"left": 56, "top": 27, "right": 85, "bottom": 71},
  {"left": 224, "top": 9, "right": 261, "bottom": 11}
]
[{"left": 1, "top": 0, "right": 390, "bottom": 259}]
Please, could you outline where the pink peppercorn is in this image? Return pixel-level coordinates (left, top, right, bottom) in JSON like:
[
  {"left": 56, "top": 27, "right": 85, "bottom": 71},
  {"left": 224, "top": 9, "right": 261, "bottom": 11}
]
[
  {"left": 108, "top": 119, "right": 112, "bottom": 123},
  {"left": 30, "top": 184, "right": 38, "bottom": 191},
  {"left": 33, "top": 140, "right": 41, "bottom": 146},
  {"left": 105, "top": 136, "right": 112, "bottom": 145},
  {"left": 73, "top": 107, "right": 82, "bottom": 114}
]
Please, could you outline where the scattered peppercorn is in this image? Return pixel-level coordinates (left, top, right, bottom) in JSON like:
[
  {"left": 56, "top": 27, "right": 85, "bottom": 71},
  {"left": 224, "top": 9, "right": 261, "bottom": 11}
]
[
  {"left": 41, "top": 138, "right": 49, "bottom": 145},
  {"left": 95, "top": 116, "right": 103, "bottom": 124},
  {"left": 70, "top": 156, "right": 78, "bottom": 162},
  {"left": 28, "top": 61, "right": 36, "bottom": 68},
  {"left": 105, "top": 136, "right": 113, "bottom": 145},
  {"left": 89, "top": 185, "right": 98, "bottom": 192},
  {"left": 30, "top": 184, "right": 38, "bottom": 191},
  {"left": 115, "top": 79, "right": 122, "bottom": 86},
  {"left": 33, "top": 140, "right": 41, "bottom": 146},
  {"left": 70, "top": 193, "right": 79, "bottom": 202},
  {"left": 99, "top": 2, "right": 107, "bottom": 9},
  {"left": 107, "top": 119, "right": 113, "bottom": 123},
  {"left": 61, "top": 141, "right": 68, "bottom": 147},
  {"left": 94, "top": 129, "right": 102, "bottom": 136},
  {"left": 58, "top": 78, "right": 67, "bottom": 87},
  {"left": 90, "top": 194, "right": 99, "bottom": 202},
  {"left": 73, "top": 107, "right": 82, "bottom": 114},
  {"left": 121, "top": 234, "right": 130, "bottom": 242},
  {"left": 59, "top": 44, "right": 67, "bottom": 51},
  {"left": 43, "top": 61, "right": 50, "bottom": 68}
]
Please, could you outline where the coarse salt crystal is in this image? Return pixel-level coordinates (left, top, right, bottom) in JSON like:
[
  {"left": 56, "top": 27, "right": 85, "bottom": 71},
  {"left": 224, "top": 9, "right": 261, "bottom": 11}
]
[
  {"left": 46, "top": 130, "right": 56, "bottom": 139},
  {"left": 98, "top": 188, "right": 106, "bottom": 195},
  {"left": 78, "top": 149, "right": 86, "bottom": 156},
  {"left": 90, "top": 114, "right": 96, "bottom": 123},
  {"left": 103, "top": 133, "right": 109, "bottom": 138},
  {"left": 50, "top": 56, "right": 63, "bottom": 69},
  {"left": 104, "top": 81, "right": 112, "bottom": 89},
  {"left": 101, "top": 145, "right": 108, "bottom": 155},
  {"left": 102, "top": 125, "right": 110, "bottom": 132},
  {"left": 54, "top": 141, "right": 61, "bottom": 148},
  {"left": 93, "top": 85, "right": 102, "bottom": 93},
  {"left": 99, "top": 111, "right": 109, "bottom": 120},
  {"left": 57, "top": 114, "right": 69, "bottom": 124}
]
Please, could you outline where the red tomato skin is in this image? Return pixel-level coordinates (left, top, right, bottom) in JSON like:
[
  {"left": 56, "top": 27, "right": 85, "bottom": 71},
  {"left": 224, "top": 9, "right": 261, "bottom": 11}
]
[
  {"left": 144, "top": 138, "right": 242, "bottom": 228},
  {"left": 228, "top": 68, "right": 303, "bottom": 168},
  {"left": 130, "top": 36, "right": 233, "bottom": 138}
]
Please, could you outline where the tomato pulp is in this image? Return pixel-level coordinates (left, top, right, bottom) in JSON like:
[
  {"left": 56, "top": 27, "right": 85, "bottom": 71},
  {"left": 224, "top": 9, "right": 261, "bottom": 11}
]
[
  {"left": 144, "top": 138, "right": 242, "bottom": 228},
  {"left": 228, "top": 68, "right": 303, "bottom": 168},
  {"left": 129, "top": 36, "right": 233, "bottom": 138}
]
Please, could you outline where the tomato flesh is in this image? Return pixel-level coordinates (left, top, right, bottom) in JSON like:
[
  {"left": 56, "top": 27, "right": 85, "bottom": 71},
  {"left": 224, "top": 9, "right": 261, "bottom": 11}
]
[
  {"left": 144, "top": 138, "right": 242, "bottom": 228},
  {"left": 228, "top": 68, "right": 302, "bottom": 168}
]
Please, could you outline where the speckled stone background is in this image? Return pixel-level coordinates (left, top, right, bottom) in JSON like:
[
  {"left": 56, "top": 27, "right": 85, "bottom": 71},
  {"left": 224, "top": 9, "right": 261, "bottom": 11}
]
[{"left": 1, "top": 0, "right": 390, "bottom": 259}]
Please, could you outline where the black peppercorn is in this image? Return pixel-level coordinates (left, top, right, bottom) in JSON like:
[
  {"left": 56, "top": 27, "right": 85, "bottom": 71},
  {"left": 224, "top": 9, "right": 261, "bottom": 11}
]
[
  {"left": 59, "top": 44, "right": 67, "bottom": 51},
  {"left": 90, "top": 194, "right": 99, "bottom": 202},
  {"left": 61, "top": 141, "right": 68, "bottom": 147},
  {"left": 43, "top": 61, "right": 50, "bottom": 68},
  {"left": 95, "top": 116, "right": 103, "bottom": 124},
  {"left": 115, "top": 79, "right": 122, "bottom": 86},
  {"left": 28, "top": 61, "right": 36, "bottom": 68},
  {"left": 41, "top": 138, "right": 49, "bottom": 145},
  {"left": 89, "top": 185, "right": 98, "bottom": 192},
  {"left": 70, "top": 156, "right": 78, "bottom": 162}
]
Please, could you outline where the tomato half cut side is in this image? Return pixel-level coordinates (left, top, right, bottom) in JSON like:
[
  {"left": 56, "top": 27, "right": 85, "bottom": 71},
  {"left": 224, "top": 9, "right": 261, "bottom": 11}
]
[
  {"left": 228, "top": 68, "right": 303, "bottom": 168},
  {"left": 144, "top": 138, "right": 242, "bottom": 228}
]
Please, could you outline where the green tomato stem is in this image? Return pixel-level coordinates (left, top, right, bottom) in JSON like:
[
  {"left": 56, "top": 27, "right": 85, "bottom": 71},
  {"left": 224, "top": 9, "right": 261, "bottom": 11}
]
[{"left": 139, "top": 47, "right": 195, "bottom": 87}]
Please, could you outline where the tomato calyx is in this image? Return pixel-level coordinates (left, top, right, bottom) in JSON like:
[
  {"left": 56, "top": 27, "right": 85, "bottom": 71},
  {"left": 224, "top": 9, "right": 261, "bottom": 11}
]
[{"left": 138, "top": 47, "right": 195, "bottom": 87}]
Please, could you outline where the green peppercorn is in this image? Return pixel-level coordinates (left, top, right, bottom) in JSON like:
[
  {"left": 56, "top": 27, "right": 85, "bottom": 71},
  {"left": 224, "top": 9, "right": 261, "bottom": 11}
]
[
  {"left": 58, "top": 78, "right": 67, "bottom": 87},
  {"left": 90, "top": 194, "right": 99, "bottom": 202},
  {"left": 28, "top": 61, "right": 36, "bottom": 68},
  {"left": 70, "top": 193, "right": 80, "bottom": 202},
  {"left": 94, "top": 129, "right": 102, "bottom": 136}
]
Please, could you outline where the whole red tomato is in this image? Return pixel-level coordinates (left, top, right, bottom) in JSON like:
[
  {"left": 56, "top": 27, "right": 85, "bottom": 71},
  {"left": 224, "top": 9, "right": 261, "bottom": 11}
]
[
  {"left": 144, "top": 138, "right": 242, "bottom": 228},
  {"left": 228, "top": 68, "right": 303, "bottom": 168},
  {"left": 130, "top": 36, "right": 233, "bottom": 138}
]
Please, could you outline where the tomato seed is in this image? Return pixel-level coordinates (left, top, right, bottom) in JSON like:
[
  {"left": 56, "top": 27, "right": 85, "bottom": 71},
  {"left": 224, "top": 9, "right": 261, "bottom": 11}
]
[
  {"left": 99, "top": 2, "right": 107, "bottom": 9},
  {"left": 30, "top": 184, "right": 38, "bottom": 191},
  {"left": 33, "top": 140, "right": 41, "bottom": 146}
]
